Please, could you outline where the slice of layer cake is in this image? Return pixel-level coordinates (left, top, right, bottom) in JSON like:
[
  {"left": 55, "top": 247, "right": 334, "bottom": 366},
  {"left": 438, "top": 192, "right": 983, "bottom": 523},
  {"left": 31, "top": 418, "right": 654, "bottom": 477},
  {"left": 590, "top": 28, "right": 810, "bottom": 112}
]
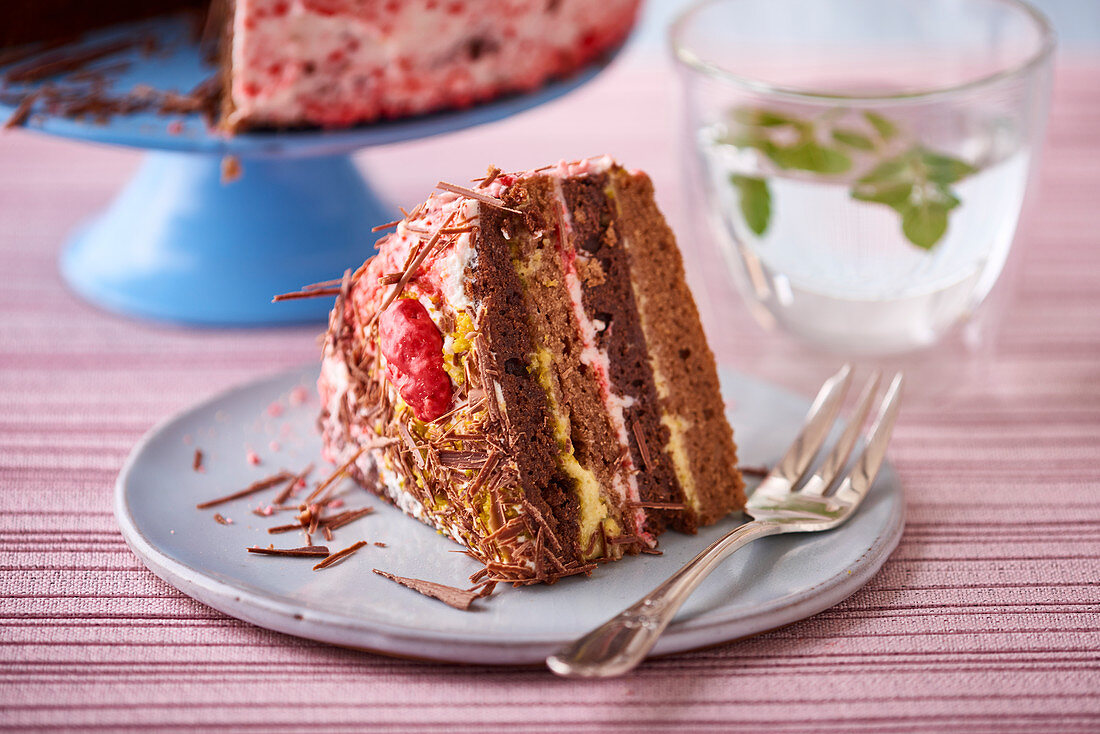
[{"left": 317, "top": 157, "right": 744, "bottom": 585}]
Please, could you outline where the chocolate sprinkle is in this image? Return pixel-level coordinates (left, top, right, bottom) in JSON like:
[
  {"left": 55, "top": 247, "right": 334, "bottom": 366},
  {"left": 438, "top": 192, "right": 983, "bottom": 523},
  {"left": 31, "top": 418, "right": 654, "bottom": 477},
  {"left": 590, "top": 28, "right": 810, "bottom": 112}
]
[
  {"left": 372, "top": 569, "right": 480, "bottom": 611},
  {"left": 192, "top": 449, "right": 204, "bottom": 472}
]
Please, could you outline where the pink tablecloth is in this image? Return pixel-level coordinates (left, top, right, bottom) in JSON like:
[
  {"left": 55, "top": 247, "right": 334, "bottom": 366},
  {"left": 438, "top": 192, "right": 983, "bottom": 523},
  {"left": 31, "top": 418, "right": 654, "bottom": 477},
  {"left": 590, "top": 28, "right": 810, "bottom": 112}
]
[{"left": 2, "top": 54, "right": 1099, "bottom": 732}]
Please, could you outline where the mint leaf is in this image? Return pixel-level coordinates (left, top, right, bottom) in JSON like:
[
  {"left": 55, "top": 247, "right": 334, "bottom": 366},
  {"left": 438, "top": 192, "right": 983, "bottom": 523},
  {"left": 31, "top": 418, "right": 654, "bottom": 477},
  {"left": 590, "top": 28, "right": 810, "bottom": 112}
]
[
  {"left": 770, "top": 140, "right": 852, "bottom": 174},
  {"left": 917, "top": 148, "right": 976, "bottom": 184},
  {"left": 851, "top": 180, "right": 913, "bottom": 207},
  {"left": 928, "top": 182, "right": 962, "bottom": 210},
  {"left": 900, "top": 201, "right": 949, "bottom": 249},
  {"left": 855, "top": 155, "right": 914, "bottom": 185},
  {"left": 730, "top": 175, "right": 771, "bottom": 236},
  {"left": 832, "top": 128, "right": 875, "bottom": 151},
  {"left": 731, "top": 107, "right": 803, "bottom": 129},
  {"left": 864, "top": 111, "right": 898, "bottom": 140}
]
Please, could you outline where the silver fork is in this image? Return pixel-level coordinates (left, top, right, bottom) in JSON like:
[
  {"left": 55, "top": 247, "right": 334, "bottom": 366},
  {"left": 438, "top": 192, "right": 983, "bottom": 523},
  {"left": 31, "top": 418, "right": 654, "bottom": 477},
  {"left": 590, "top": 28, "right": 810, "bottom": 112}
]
[{"left": 546, "top": 364, "right": 904, "bottom": 678}]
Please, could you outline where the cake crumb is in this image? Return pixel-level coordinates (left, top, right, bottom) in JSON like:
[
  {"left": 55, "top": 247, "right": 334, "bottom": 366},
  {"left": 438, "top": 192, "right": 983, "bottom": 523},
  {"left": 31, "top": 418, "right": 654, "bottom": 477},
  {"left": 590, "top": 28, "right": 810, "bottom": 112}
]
[
  {"left": 289, "top": 386, "right": 310, "bottom": 405},
  {"left": 246, "top": 450, "right": 261, "bottom": 466},
  {"left": 221, "top": 155, "right": 242, "bottom": 184},
  {"left": 213, "top": 513, "right": 232, "bottom": 525}
]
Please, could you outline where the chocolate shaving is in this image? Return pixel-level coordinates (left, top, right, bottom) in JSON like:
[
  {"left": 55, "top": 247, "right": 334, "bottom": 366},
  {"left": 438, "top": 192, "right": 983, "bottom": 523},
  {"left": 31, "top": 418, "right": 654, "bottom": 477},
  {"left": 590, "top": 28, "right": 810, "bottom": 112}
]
[
  {"left": 0, "top": 40, "right": 68, "bottom": 69},
  {"left": 248, "top": 545, "right": 330, "bottom": 557},
  {"left": 519, "top": 499, "right": 562, "bottom": 553},
  {"left": 195, "top": 471, "right": 293, "bottom": 509},
  {"left": 608, "top": 535, "right": 643, "bottom": 545},
  {"left": 740, "top": 465, "right": 770, "bottom": 477},
  {"left": 435, "top": 181, "right": 521, "bottom": 214},
  {"left": 212, "top": 513, "right": 230, "bottom": 525},
  {"left": 66, "top": 60, "right": 131, "bottom": 83},
  {"left": 437, "top": 450, "right": 488, "bottom": 470},
  {"left": 477, "top": 166, "right": 502, "bottom": 189},
  {"left": 373, "top": 541, "right": 387, "bottom": 548},
  {"left": 323, "top": 525, "right": 333, "bottom": 541},
  {"left": 377, "top": 273, "right": 403, "bottom": 286},
  {"left": 297, "top": 278, "right": 344, "bottom": 291},
  {"left": 267, "top": 522, "right": 303, "bottom": 534},
  {"left": 470, "top": 580, "right": 498, "bottom": 598},
  {"left": 372, "top": 569, "right": 480, "bottom": 611},
  {"left": 628, "top": 501, "right": 688, "bottom": 511},
  {"left": 371, "top": 219, "right": 403, "bottom": 232},
  {"left": 3, "top": 92, "right": 39, "bottom": 129},
  {"left": 583, "top": 530, "right": 600, "bottom": 558},
  {"left": 464, "top": 449, "right": 501, "bottom": 499},
  {"left": 396, "top": 423, "right": 425, "bottom": 470},
  {"left": 304, "top": 447, "right": 365, "bottom": 504},
  {"left": 4, "top": 39, "right": 136, "bottom": 84},
  {"left": 368, "top": 211, "right": 458, "bottom": 327},
  {"left": 404, "top": 224, "right": 476, "bottom": 236},
  {"left": 631, "top": 422, "right": 653, "bottom": 472},
  {"left": 313, "top": 540, "right": 368, "bottom": 570},
  {"left": 321, "top": 507, "right": 374, "bottom": 531},
  {"left": 192, "top": 449, "right": 204, "bottom": 472},
  {"left": 640, "top": 548, "right": 664, "bottom": 555},
  {"left": 272, "top": 288, "right": 341, "bottom": 302},
  {"left": 273, "top": 463, "right": 314, "bottom": 505}
]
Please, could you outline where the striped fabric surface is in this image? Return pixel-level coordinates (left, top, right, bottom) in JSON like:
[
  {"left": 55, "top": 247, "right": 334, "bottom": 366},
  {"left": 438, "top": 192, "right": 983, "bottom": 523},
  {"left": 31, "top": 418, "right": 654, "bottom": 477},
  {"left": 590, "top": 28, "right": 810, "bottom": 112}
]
[{"left": 1, "top": 57, "right": 1098, "bottom": 732}]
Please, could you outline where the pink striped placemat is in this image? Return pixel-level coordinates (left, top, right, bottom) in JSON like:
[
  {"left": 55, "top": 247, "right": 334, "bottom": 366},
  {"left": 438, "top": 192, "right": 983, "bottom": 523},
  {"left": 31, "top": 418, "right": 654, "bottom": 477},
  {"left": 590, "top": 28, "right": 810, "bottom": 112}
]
[{"left": 1, "top": 57, "right": 1098, "bottom": 732}]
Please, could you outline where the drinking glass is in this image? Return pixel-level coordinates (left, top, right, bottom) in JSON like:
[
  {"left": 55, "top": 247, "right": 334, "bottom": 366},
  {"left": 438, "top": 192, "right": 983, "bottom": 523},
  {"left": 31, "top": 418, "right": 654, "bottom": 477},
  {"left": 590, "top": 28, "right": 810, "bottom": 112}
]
[{"left": 671, "top": 0, "right": 1055, "bottom": 356}]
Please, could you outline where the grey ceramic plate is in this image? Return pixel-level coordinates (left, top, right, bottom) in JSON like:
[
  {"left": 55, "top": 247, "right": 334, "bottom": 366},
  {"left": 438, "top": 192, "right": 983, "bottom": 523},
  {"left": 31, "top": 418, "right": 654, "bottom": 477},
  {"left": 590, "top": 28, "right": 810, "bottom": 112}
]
[{"left": 115, "top": 365, "right": 904, "bottom": 665}]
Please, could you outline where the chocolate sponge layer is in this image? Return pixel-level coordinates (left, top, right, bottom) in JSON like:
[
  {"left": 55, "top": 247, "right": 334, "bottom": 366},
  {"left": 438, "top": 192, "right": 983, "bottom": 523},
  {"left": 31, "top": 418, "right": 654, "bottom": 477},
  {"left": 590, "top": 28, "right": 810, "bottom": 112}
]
[{"left": 609, "top": 168, "right": 745, "bottom": 526}]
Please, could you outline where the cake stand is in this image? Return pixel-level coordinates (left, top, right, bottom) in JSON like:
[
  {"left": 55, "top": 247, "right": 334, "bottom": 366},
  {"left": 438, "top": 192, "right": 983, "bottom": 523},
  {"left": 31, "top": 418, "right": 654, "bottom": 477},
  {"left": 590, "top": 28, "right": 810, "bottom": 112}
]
[{"left": 1, "top": 16, "right": 623, "bottom": 325}]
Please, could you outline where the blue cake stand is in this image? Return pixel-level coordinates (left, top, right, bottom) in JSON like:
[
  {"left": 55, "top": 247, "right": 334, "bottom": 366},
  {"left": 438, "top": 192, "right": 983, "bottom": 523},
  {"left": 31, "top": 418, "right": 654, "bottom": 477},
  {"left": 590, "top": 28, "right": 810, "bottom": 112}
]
[{"left": 1, "top": 17, "right": 622, "bottom": 325}]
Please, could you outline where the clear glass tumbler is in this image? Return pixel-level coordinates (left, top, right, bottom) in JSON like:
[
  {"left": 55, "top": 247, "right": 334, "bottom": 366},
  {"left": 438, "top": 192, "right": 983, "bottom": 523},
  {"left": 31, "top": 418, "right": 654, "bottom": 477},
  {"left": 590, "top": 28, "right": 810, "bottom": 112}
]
[{"left": 671, "top": 0, "right": 1055, "bottom": 356}]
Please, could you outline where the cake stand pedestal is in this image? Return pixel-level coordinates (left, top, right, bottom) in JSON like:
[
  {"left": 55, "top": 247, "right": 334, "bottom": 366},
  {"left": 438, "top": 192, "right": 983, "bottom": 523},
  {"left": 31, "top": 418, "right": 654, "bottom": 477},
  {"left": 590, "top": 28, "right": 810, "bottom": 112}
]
[{"left": 2, "top": 16, "right": 622, "bottom": 325}]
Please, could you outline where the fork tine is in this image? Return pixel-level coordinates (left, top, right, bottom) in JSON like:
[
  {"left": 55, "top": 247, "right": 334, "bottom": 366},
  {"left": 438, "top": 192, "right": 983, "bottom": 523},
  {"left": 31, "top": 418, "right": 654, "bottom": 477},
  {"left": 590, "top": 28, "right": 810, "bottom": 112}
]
[
  {"left": 768, "top": 363, "right": 853, "bottom": 486},
  {"left": 799, "top": 369, "right": 882, "bottom": 497},
  {"left": 833, "top": 372, "right": 904, "bottom": 507}
]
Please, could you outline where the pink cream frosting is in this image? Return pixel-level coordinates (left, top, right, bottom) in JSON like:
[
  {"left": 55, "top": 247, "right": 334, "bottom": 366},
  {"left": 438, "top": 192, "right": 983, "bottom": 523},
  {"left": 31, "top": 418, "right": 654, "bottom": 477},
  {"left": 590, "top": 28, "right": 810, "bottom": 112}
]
[{"left": 229, "top": 0, "right": 641, "bottom": 129}]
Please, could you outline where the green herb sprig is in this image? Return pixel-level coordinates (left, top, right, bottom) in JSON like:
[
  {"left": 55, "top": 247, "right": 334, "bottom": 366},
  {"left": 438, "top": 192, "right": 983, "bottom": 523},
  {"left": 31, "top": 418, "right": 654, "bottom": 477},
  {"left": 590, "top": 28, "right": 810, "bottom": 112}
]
[{"left": 721, "top": 107, "right": 975, "bottom": 250}]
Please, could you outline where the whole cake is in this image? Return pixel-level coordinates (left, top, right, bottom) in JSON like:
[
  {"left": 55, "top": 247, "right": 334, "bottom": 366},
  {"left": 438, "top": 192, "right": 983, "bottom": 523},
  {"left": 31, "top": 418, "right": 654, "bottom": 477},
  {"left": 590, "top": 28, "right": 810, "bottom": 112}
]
[
  {"left": 317, "top": 157, "right": 745, "bottom": 585},
  {"left": 0, "top": 1, "right": 640, "bottom": 131}
]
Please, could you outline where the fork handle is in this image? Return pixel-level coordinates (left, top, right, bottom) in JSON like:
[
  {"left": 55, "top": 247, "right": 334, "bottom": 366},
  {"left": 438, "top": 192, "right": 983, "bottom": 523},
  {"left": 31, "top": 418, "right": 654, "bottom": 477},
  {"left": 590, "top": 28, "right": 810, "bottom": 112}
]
[{"left": 546, "top": 519, "right": 783, "bottom": 678}]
